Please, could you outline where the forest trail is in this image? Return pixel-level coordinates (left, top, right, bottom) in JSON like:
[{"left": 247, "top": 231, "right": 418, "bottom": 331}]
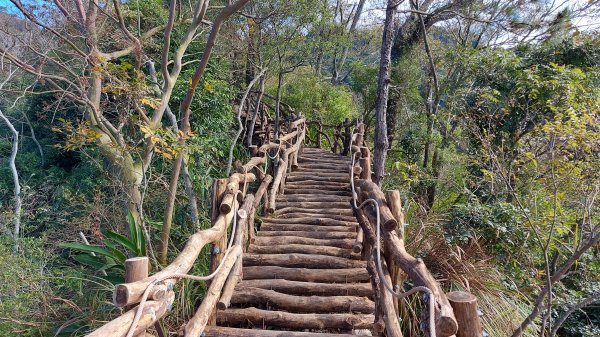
[{"left": 209, "top": 147, "right": 373, "bottom": 336}]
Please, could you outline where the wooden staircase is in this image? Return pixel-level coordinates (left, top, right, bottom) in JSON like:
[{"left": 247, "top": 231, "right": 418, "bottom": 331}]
[{"left": 210, "top": 148, "right": 374, "bottom": 336}]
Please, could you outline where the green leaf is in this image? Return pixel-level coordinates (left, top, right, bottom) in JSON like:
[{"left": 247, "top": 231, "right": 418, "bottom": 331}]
[
  {"left": 106, "top": 231, "right": 138, "bottom": 254},
  {"left": 127, "top": 212, "right": 146, "bottom": 256},
  {"left": 73, "top": 254, "right": 106, "bottom": 270},
  {"left": 61, "top": 242, "right": 119, "bottom": 259},
  {"left": 103, "top": 240, "right": 127, "bottom": 264}
]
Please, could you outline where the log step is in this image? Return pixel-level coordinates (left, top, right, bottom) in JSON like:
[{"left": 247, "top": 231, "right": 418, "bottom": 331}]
[
  {"left": 243, "top": 253, "right": 367, "bottom": 269},
  {"left": 275, "top": 201, "right": 350, "bottom": 209},
  {"left": 259, "top": 223, "right": 356, "bottom": 233},
  {"left": 257, "top": 231, "right": 357, "bottom": 239},
  {"left": 203, "top": 326, "right": 363, "bottom": 337},
  {"left": 261, "top": 217, "right": 358, "bottom": 226},
  {"left": 217, "top": 307, "right": 374, "bottom": 330},
  {"left": 271, "top": 212, "right": 357, "bottom": 222},
  {"left": 252, "top": 236, "right": 355, "bottom": 249},
  {"left": 242, "top": 266, "right": 370, "bottom": 283},
  {"left": 249, "top": 243, "right": 355, "bottom": 258},
  {"left": 284, "top": 189, "right": 350, "bottom": 196},
  {"left": 284, "top": 184, "right": 350, "bottom": 191},
  {"left": 277, "top": 195, "right": 351, "bottom": 203},
  {"left": 236, "top": 279, "right": 373, "bottom": 297},
  {"left": 287, "top": 175, "right": 349, "bottom": 183},
  {"left": 274, "top": 207, "right": 354, "bottom": 216},
  {"left": 229, "top": 287, "right": 374, "bottom": 313},
  {"left": 298, "top": 158, "right": 351, "bottom": 166}
]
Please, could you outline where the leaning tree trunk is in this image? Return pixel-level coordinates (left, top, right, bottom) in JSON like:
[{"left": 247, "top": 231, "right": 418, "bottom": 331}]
[
  {"left": 159, "top": 0, "right": 252, "bottom": 265},
  {"left": 373, "top": 0, "right": 398, "bottom": 185}
]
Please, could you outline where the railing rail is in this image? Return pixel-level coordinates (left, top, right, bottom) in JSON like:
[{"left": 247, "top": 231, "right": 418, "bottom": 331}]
[
  {"left": 346, "top": 122, "right": 461, "bottom": 337},
  {"left": 86, "top": 114, "right": 305, "bottom": 337}
]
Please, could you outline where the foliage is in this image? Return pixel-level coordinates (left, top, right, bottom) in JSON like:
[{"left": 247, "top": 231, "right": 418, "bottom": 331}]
[
  {"left": 444, "top": 199, "right": 527, "bottom": 255},
  {"left": 61, "top": 212, "right": 147, "bottom": 284},
  {"left": 0, "top": 236, "right": 97, "bottom": 336},
  {"left": 269, "top": 67, "right": 359, "bottom": 124}
]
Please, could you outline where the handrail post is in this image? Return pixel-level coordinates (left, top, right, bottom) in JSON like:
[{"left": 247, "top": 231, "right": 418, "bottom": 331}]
[
  {"left": 208, "top": 179, "right": 229, "bottom": 292},
  {"left": 447, "top": 291, "right": 483, "bottom": 337}
]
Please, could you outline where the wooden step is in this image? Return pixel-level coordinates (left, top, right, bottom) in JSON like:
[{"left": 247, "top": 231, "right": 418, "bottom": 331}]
[
  {"left": 243, "top": 253, "right": 367, "bottom": 269},
  {"left": 257, "top": 231, "right": 357, "bottom": 239},
  {"left": 242, "top": 266, "right": 370, "bottom": 283},
  {"left": 284, "top": 181, "right": 350, "bottom": 188},
  {"left": 271, "top": 212, "right": 357, "bottom": 222},
  {"left": 296, "top": 164, "right": 350, "bottom": 171},
  {"left": 217, "top": 307, "right": 374, "bottom": 330},
  {"left": 284, "top": 189, "right": 350, "bottom": 196},
  {"left": 249, "top": 243, "right": 355, "bottom": 258},
  {"left": 298, "top": 157, "right": 351, "bottom": 165},
  {"left": 286, "top": 175, "right": 349, "bottom": 183},
  {"left": 229, "top": 287, "right": 374, "bottom": 313},
  {"left": 261, "top": 217, "right": 358, "bottom": 227},
  {"left": 236, "top": 279, "right": 373, "bottom": 297},
  {"left": 300, "top": 154, "right": 350, "bottom": 161},
  {"left": 252, "top": 236, "right": 355, "bottom": 249},
  {"left": 289, "top": 171, "right": 350, "bottom": 178},
  {"left": 274, "top": 207, "right": 354, "bottom": 216},
  {"left": 277, "top": 195, "right": 351, "bottom": 203},
  {"left": 275, "top": 201, "right": 350, "bottom": 209},
  {"left": 284, "top": 184, "right": 350, "bottom": 191},
  {"left": 204, "top": 326, "right": 362, "bottom": 337},
  {"left": 260, "top": 223, "right": 356, "bottom": 233},
  {"left": 294, "top": 167, "right": 351, "bottom": 174}
]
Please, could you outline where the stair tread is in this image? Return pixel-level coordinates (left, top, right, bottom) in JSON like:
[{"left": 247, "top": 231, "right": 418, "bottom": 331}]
[{"left": 204, "top": 326, "right": 363, "bottom": 337}]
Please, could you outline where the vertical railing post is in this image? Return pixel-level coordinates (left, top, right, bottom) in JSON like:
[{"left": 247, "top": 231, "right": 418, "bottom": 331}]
[
  {"left": 317, "top": 122, "right": 323, "bottom": 148},
  {"left": 447, "top": 292, "right": 483, "bottom": 337},
  {"left": 124, "top": 257, "right": 152, "bottom": 336},
  {"left": 342, "top": 118, "right": 352, "bottom": 156},
  {"left": 359, "top": 146, "right": 371, "bottom": 181},
  {"left": 209, "top": 178, "right": 228, "bottom": 279}
]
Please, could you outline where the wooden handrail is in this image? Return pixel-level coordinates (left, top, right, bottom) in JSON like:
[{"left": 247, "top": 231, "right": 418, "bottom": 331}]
[
  {"left": 87, "top": 114, "right": 306, "bottom": 337},
  {"left": 346, "top": 121, "right": 459, "bottom": 337}
]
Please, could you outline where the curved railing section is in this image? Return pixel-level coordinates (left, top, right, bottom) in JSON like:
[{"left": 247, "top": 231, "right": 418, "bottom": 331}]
[
  {"left": 85, "top": 116, "right": 305, "bottom": 337},
  {"left": 346, "top": 122, "right": 459, "bottom": 337}
]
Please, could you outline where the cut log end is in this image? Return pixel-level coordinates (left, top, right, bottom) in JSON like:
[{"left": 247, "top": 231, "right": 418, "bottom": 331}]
[
  {"left": 436, "top": 316, "right": 460, "bottom": 337},
  {"left": 382, "top": 218, "right": 398, "bottom": 232},
  {"left": 113, "top": 284, "right": 129, "bottom": 307},
  {"left": 447, "top": 291, "right": 477, "bottom": 303}
]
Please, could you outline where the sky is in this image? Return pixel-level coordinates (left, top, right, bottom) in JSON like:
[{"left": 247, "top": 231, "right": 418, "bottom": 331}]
[{"left": 1, "top": 0, "right": 597, "bottom": 33}]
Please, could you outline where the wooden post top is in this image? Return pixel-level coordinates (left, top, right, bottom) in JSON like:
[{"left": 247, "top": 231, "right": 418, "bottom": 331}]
[{"left": 447, "top": 291, "right": 478, "bottom": 303}]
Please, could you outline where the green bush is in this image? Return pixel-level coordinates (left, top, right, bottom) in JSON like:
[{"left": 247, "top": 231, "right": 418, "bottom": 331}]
[
  {"left": 444, "top": 199, "right": 527, "bottom": 256},
  {"left": 0, "top": 236, "right": 93, "bottom": 336},
  {"left": 269, "top": 67, "right": 359, "bottom": 124}
]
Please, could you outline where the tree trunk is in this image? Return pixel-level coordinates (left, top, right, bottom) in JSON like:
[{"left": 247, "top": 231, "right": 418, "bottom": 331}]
[
  {"left": 275, "top": 71, "right": 284, "bottom": 139},
  {"left": 426, "top": 146, "right": 440, "bottom": 209},
  {"left": 159, "top": 155, "right": 183, "bottom": 265},
  {"left": 247, "top": 73, "right": 266, "bottom": 147},
  {"left": 158, "top": 0, "right": 252, "bottom": 265},
  {"left": 373, "top": 0, "right": 398, "bottom": 185},
  {"left": 0, "top": 108, "right": 22, "bottom": 246},
  {"left": 386, "top": 89, "right": 398, "bottom": 148}
]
